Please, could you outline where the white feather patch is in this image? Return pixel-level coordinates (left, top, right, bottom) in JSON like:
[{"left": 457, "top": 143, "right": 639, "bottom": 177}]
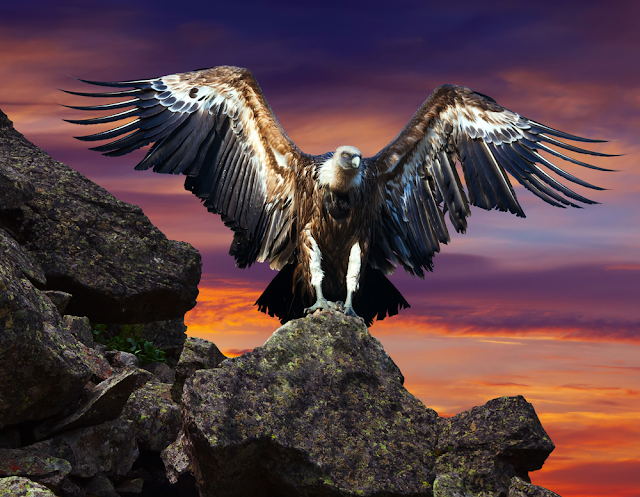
[
  {"left": 308, "top": 234, "right": 324, "bottom": 288},
  {"left": 346, "top": 242, "right": 361, "bottom": 293}
]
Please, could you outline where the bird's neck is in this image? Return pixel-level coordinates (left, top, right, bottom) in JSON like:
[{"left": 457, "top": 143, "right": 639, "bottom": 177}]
[{"left": 318, "top": 158, "right": 361, "bottom": 194}]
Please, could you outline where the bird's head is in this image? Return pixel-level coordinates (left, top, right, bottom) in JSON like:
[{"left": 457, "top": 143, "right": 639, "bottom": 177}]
[{"left": 334, "top": 145, "right": 362, "bottom": 171}]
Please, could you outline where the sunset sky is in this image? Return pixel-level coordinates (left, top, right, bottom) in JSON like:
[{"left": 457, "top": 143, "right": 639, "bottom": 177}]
[{"left": 2, "top": 1, "right": 639, "bottom": 495}]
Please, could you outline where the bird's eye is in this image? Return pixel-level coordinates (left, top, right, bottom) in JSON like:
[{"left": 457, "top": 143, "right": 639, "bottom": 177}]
[{"left": 342, "top": 153, "right": 349, "bottom": 158}]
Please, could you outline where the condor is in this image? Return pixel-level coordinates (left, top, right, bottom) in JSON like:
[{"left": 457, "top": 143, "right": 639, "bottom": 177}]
[{"left": 64, "top": 66, "right": 614, "bottom": 325}]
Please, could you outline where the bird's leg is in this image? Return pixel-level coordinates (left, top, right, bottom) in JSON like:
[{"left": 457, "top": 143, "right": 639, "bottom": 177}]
[
  {"left": 344, "top": 242, "right": 363, "bottom": 320},
  {"left": 303, "top": 233, "right": 338, "bottom": 315}
]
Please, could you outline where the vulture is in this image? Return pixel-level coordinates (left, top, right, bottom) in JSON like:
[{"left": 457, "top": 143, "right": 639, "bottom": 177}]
[{"left": 63, "top": 66, "right": 614, "bottom": 325}]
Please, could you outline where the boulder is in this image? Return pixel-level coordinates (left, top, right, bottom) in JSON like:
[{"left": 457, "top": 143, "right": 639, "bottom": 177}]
[
  {"left": 34, "top": 369, "right": 141, "bottom": 440},
  {"left": 171, "top": 337, "right": 226, "bottom": 403},
  {"left": 26, "top": 420, "right": 139, "bottom": 478},
  {"left": 434, "top": 396, "right": 555, "bottom": 496},
  {"left": 509, "top": 477, "right": 561, "bottom": 497},
  {"left": 0, "top": 448, "right": 71, "bottom": 490},
  {"left": 105, "top": 351, "right": 139, "bottom": 369},
  {"left": 181, "top": 312, "right": 440, "bottom": 497},
  {"left": 161, "top": 430, "right": 194, "bottom": 485},
  {"left": 120, "top": 382, "right": 182, "bottom": 452},
  {"left": 62, "top": 316, "right": 94, "bottom": 347},
  {"left": 0, "top": 476, "right": 57, "bottom": 496},
  {"left": 0, "top": 106, "right": 201, "bottom": 324},
  {"left": 143, "top": 362, "right": 175, "bottom": 384},
  {"left": 42, "top": 290, "right": 72, "bottom": 315},
  {"left": 0, "top": 228, "right": 93, "bottom": 427},
  {"left": 84, "top": 473, "right": 119, "bottom": 497}
]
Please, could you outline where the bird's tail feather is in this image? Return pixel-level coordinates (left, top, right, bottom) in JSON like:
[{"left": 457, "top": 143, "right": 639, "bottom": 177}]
[{"left": 255, "top": 263, "right": 410, "bottom": 327}]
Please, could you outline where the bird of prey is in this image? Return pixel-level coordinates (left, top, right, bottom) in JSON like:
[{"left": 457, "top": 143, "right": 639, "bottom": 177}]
[{"left": 63, "top": 66, "right": 614, "bottom": 325}]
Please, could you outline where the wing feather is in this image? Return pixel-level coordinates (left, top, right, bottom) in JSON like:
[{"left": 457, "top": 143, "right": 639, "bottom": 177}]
[
  {"left": 65, "top": 66, "right": 304, "bottom": 268},
  {"left": 368, "top": 84, "right": 613, "bottom": 277}
]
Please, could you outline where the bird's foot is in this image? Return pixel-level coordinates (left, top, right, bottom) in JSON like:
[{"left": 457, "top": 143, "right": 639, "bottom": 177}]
[
  {"left": 304, "top": 298, "right": 339, "bottom": 315},
  {"left": 344, "top": 305, "right": 365, "bottom": 324}
]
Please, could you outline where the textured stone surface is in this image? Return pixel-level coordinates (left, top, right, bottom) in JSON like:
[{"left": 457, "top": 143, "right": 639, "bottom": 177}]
[
  {"left": 509, "top": 477, "right": 561, "bottom": 497},
  {"left": 62, "top": 316, "right": 94, "bottom": 347},
  {"left": 120, "top": 381, "right": 181, "bottom": 452},
  {"left": 143, "top": 362, "right": 175, "bottom": 384},
  {"left": 27, "top": 420, "right": 139, "bottom": 478},
  {"left": 0, "top": 448, "right": 71, "bottom": 490},
  {"left": 84, "top": 473, "right": 119, "bottom": 497},
  {"left": 0, "top": 227, "right": 45, "bottom": 287},
  {"left": 0, "top": 476, "right": 57, "bottom": 496},
  {"left": 161, "top": 430, "right": 194, "bottom": 485},
  {"left": 182, "top": 312, "right": 440, "bottom": 496},
  {"left": 0, "top": 107, "right": 201, "bottom": 323},
  {"left": 43, "top": 290, "right": 72, "bottom": 315},
  {"left": 34, "top": 369, "right": 140, "bottom": 440},
  {"left": 171, "top": 336, "right": 226, "bottom": 403},
  {"left": 434, "top": 396, "right": 555, "bottom": 497},
  {"left": 106, "top": 351, "right": 139, "bottom": 369},
  {"left": 0, "top": 230, "right": 93, "bottom": 427}
]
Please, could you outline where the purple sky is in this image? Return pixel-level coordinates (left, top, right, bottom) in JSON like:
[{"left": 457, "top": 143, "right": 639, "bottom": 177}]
[{"left": 2, "top": 2, "right": 640, "bottom": 495}]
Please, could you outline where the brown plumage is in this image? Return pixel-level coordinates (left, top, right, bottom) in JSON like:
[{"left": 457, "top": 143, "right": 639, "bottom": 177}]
[{"left": 63, "top": 66, "right": 615, "bottom": 325}]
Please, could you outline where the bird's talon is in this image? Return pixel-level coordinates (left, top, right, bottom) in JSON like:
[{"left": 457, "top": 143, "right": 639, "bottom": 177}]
[
  {"left": 343, "top": 306, "right": 362, "bottom": 321},
  {"left": 304, "top": 298, "right": 338, "bottom": 315}
]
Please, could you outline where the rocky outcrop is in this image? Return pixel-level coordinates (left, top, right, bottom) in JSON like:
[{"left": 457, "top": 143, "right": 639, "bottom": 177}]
[
  {"left": 120, "top": 381, "right": 181, "bottom": 452},
  {"left": 434, "top": 396, "right": 555, "bottom": 496},
  {"left": 34, "top": 369, "right": 141, "bottom": 440},
  {"left": 509, "top": 477, "right": 561, "bottom": 497},
  {"left": 0, "top": 107, "right": 201, "bottom": 324},
  {"left": 0, "top": 226, "right": 93, "bottom": 427},
  {"left": 171, "top": 336, "right": 227, "bottom": 403},
  {"left": 28, "top": 420, "right": 139, "bottom": 478},
  {"left": 177, "top": 312, "right": 558, "bottom": 497},
  {"left": 1, "top": 106, "right": 564, "bottom": 497},
  {"left": 0, "top": 477, "right": 57, "bottom": 496},
  {"left": 182, "top": 313, "right": 440, "bottom": 496}
]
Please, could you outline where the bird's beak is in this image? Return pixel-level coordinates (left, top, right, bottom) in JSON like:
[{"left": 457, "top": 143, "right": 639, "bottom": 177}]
[{"left": 351, "top": 156, "right": 361, "bottom": 168}]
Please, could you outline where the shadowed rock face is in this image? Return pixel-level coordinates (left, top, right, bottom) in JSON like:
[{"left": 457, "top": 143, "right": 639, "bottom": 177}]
[{"left": 0, "top": 107, "right": 201, "bottom": 324}]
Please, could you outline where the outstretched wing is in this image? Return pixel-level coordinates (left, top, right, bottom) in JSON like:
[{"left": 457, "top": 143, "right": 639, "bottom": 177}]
[
  {"left": 367, "top": 84, "right": 614, "bottom": 278},
  {"left": 63, "top": 66, "right": 302, "bottom": 269}
]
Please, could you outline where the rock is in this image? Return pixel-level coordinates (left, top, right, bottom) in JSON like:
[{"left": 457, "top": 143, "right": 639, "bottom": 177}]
[
  {"left": 26, "top": 420, "right": 138, "bottom": 478},
  {"left": 43, "top": 290, "right": 72, "bottom": 315},
  {"left": 509, "top": 477, "right": 561, "bottom": 497},
  {"left": 143, "top": 362, "right": 175, "bottom": 384},
  {"left": 34, "top": 369, "right": 140, "bottom": 440},
  {"left": 161, "top": 430, "right": 194, "bottom": 485},
  {"left": 134, "top": 318, "right": 189, "bottom": 361},
  {"left": 0, "top": 229, "right": 93, "bottom": 427},
  {"left": 106, "top": 351, "right": 139, "bottom": 369},
  {"left": 0, "top": 226, "right": 45, "bottom": 287},
  {"left": 435, "top": 396, "right": 555, "bottom": 497},
  {"left": 0, "top": 476, "right": 57, "bottom": 496},
  {"left": 182, "top": 312, "right": 440, "bottom": 497},
  {"left": 63, "top": 316, "right": 94, "bottom": 347},
  {"left": 84, "top": 473, "right": 118, "bottom": 497},
  {"left": 78, "top": 346, "right": 113, "bottom": 383},
  {"left": 433, "top": 473, "right": 470, "bottom": 497},
  {"left": 0, "top": 164, "right": 36, "bottom": 210},
  {"left": 171, "top": 337, "right": 226, "bottom": 403},
  {"left": 0, "top": 107, "right": 201, "bottom": 324},
  {"left": 0, "top": 448, "right": 71, "bottom": 490},
  {"left": 114, "top": 478, "right": 144, "bottom": 494},
  {"left": 60, "top": 479, "right": 85, "bottom": 497},
  {"left": 120, "top": 382, "right": 181, "bottom": 452}
]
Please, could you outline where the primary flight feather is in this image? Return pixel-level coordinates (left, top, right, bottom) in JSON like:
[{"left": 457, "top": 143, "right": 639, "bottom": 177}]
[{"left": 63, "top": 65, "right": 614, "bottom": 325}]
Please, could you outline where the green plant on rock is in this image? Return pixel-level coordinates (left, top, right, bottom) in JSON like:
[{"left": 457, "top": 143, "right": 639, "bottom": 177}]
[{"left": 90, "top": 323, "right": 166, "bottom": 364}]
